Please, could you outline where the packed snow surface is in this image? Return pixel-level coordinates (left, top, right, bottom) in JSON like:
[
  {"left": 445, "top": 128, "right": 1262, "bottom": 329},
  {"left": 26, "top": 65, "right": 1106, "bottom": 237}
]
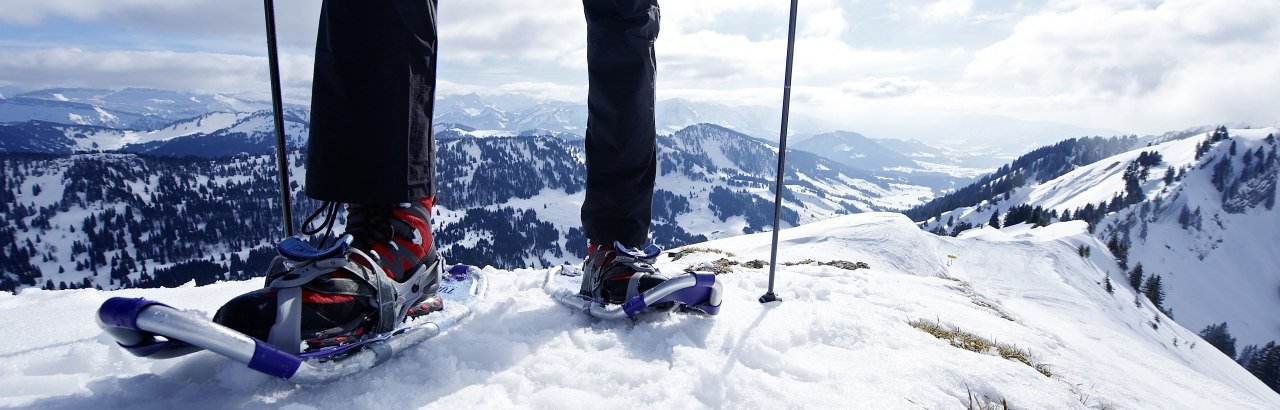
[{"left": 1, "top": 214, "right": 1276, "bottom": 408}]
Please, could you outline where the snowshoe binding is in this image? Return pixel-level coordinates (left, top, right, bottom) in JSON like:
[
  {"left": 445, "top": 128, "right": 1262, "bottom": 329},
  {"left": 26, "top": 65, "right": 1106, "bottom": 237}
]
[
  {"left": 213, "top": 198, "right": 443, "bottom": 353},
  {"left": 547, "top": 241, "right": 724, "bottom": 319}
]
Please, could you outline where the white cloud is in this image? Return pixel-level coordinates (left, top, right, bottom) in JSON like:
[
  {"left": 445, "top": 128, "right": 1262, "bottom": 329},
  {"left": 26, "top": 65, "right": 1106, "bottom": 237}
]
[
  {"left": 964, "top": 0, "right": 1280, "bottom": 132},
  {"left": 437, "top": 0, "right": 583, "bottom": 66},
  {"left": 919, "top": 0, "right": 974, "bottom": 22},
  {"left": 802, "top": 7, "right": 847, "bottom": 38},
  {"left": 841, "top": 77, "right": 934, "bottom": 98},
  {"left": 3, "top": 0, "right": 1277, "bottom": 138}
]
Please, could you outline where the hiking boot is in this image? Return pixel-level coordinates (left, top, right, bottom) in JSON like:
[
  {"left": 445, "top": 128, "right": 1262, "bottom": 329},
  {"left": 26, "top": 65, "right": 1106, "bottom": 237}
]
[
  {"left": 214, "top": 197, "right": 440, "bottom": 349},
  {"left": 580, "top": 241, "right": 668, "bottom": 304}
]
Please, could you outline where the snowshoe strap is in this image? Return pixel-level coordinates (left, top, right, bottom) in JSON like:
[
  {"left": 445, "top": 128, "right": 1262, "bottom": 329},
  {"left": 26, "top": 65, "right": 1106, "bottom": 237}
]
[
  {"left": 261, "top": 247, "right": 400, "bottom": 353},
  {"left": 341, "top": 248, "right": 402, "bottom": 335},
  {"left": 264, "top": 256, "right": 347, "bottom": 354},
  {"left": 268, "top": 286, "right": 303, "bottom": 354}
]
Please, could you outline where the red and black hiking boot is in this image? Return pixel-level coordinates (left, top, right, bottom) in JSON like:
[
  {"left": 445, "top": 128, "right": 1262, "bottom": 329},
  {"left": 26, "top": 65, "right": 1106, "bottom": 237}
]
[
  {"left": 214, "top": 197, "right": 441, "bottom": 350},
  {"left": 580, "top": 241, "right": 668, "bottom": 304}
]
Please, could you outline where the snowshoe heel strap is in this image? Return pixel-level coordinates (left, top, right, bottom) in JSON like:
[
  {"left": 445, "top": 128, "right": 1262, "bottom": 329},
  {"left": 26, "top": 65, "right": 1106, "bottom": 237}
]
[
  {"left": 268, "top": 286, "right": 303, "bottom": 354},
  {"left": 264, "top": 255, "right": 348, "bottom": 354},
  {"left": 625, "top": 271, "right": 668, "bottom": 300},
  {"left": 262, "top": 246, "right": 397, "bottom": 353}
]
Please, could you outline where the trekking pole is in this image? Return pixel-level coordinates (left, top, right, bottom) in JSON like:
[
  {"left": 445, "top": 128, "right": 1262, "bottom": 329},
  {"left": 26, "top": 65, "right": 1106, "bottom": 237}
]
[
  {"left": 263, "top": 0, "right": 294, "bottom": 237},
  {"left": 760, "top": 0, "right": 800, "bottom": 305}
]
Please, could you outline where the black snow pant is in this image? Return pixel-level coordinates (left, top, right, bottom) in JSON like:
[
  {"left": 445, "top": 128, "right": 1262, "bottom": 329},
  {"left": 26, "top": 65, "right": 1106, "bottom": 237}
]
[{"left": 304, "top": 0, "right": 660, "bottom": 248}]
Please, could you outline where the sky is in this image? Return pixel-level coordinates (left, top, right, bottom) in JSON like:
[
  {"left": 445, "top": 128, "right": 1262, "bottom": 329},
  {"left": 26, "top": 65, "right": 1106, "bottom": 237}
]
[{"left": 1, "top": 0, "right": 1278, "bottom": 140}]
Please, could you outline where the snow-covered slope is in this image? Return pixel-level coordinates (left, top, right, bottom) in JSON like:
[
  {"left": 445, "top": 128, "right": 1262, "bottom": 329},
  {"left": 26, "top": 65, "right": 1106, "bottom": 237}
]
[
  {"left": 1, "top": 214, "right": 1275, "bottom": 408},
  {"left": 923, "top": 127, "right": 1280, "bottom": 348}
]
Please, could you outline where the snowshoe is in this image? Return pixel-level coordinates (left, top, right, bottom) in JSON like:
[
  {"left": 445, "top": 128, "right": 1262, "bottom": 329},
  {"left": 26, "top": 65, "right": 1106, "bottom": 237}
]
[
  {"left": 96, "top": 255, "right": 486, "bottom": 383},
  {"left": 96, "top": 198, "right": 488, "bottom": 383},
  {"left": 546, "top": 241, "right": 723, "bottom": 319}
]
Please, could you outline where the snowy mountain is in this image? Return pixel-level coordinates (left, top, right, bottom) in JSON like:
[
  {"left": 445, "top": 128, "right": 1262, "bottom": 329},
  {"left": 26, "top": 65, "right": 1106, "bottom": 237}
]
[
  {"left": 2, "top": 88, "right": 273, "bottom": 130},
  {"left": 0, "top": 123, "right": 937, "bottom": 293},
  {"left": 118, "top": 110, "right": 310, "bottom": 157},
  {"left": 0, "top": 98, "right": 159, "bottom": 130},
  {"left": 0, "top": 111, "right": 309, "bottom": 157},
  {"left": 875, "top": 114, "right": 1122, "bottom": 161},
  {"left": 912, "top": 127, "right": 1280, "bottom": 351},
  {"left": 432, "top": 94, "right": 831, "bottom": 140},
  {"left": 792, "top": 131, "right": 917, "bottom": 171},
  {"left": 789, "top": 131, "right": 983, "bottom": 191},
  {"left": 2, "top": 214, "right": 1276, "bottom": 408}
]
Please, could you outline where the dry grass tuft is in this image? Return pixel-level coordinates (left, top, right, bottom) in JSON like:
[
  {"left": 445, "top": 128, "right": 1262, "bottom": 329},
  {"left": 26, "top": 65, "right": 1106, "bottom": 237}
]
[
  {"left": 667, "top": 247, "right": 735, "bottom": 261},
  {"left": 909, "top": 319, "right": 1052, "bottom": 378},
  {"left": 781, "top": 259, "right": 870, "bottom": 270}
]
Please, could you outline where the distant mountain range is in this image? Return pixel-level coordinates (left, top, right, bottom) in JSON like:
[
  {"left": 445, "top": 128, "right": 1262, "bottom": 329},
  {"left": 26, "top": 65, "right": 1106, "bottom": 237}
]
[
  {"left": 1, "top": 87, "right": 989, "bottom": 193},
  {"left": 0, "top": 87, "right": 947, "bottom": 294},
  {"left": 431, "top": 93, "right": 833, "bottom": 140},
  {"left": 0, "top": 87, "right": 277, "bottom": 130}
]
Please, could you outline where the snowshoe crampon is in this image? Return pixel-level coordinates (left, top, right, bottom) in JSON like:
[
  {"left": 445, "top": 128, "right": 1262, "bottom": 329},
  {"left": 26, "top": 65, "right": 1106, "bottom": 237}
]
[
  {"left": 96, "top": 255, "right": 487, "bottom": 384},
  {"left": 545, "top": 264, "right": 723, "bottom": 319}
]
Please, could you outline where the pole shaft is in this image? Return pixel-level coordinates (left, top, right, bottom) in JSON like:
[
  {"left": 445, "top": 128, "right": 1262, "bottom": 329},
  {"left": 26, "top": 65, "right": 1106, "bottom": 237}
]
[
  {"left": 763, "top": 0, "right": 800, "bottom": 300},
  {"left": 263, "top": 0, "right": 294, "bottom": 237}
]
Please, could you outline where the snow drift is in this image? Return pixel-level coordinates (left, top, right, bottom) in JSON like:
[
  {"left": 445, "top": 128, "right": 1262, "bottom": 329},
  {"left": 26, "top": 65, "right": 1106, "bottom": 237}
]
[{"left": 1, "top": 214, "right": 1276, "bottom": 408}]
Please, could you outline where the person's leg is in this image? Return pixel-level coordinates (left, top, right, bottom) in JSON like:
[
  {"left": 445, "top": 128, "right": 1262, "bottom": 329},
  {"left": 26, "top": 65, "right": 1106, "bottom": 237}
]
[
  {"left": 580, "top": 0, "right": 661, "bottom": 248},
  {"left": 216, "top": 0, "right": 441, "bottom": 347},
  {"left": 306, "top": 0, "right": 438, "bottom": 204},
  {"left": 579, "top": 0, "right": 664, "bottom": 304}
]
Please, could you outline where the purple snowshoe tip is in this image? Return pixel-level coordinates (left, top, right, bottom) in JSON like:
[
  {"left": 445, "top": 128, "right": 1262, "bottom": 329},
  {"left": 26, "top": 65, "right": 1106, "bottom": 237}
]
[{"left": 446, "top": 264, "right": 471, "bottom": 281}]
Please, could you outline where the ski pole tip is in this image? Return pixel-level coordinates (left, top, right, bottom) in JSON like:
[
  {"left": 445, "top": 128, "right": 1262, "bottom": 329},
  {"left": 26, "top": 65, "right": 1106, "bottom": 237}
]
[{"left": 758, "top": 292, "right": 782, "bottom": 305}]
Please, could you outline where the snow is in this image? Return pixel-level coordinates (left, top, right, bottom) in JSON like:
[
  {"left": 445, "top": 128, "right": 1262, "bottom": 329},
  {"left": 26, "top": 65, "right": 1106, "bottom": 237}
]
[
  {"left": 113, "top": 112, "right": 247, "bottom": 148},
  {"left": 51, "top": 93, "right": 69, "bottom": 102},
  {"left": 931, "top": 127, "right": 1280, "bottom": 348},
  {"left": 1, "top": 213, "right": 1275, "bottom": 408}
]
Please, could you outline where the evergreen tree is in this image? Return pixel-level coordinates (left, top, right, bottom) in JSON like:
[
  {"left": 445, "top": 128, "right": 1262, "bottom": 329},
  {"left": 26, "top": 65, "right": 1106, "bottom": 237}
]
[
  {"left": 1108, "top": 233, "right": 1130, "bottom": 270},
  {"left": 1104, "top": 275, "right": 1114, "bottom": 294},
  {"left": 1163, "top": 166, "right": 1175, "bottom": 185},
  {"left": 1198, "top": 322, "right": 1237, "bottom": 359},
  {"left": 1243, "top": 342, "right": 1280, "bottom": 393},
  {"left": 1212, "top": 157, "right": 1234, "bottom": 192},
  {"left": 1239, "top": 344, "right": 1260, "bottom": 366},
  {"left": 988, "top": 211, "right": 1001, "bottom": 229},
  {"left": 1143, "top": 274, "right": 1166, "bottom": 312},
  {"left": 1128, "top": 263, "right": 1144, "bottom": 291}
]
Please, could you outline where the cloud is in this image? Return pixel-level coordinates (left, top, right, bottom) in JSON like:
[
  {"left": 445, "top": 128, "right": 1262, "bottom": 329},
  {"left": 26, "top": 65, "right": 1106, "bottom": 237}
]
[
  {"left": 919, "top": 0, "right": 974, "bottom": 22},
  {"left": 0, "top": 48, "right": 314, "bottom": 102},
  {"left": 967, "top": 0, "right": 1280, "bottom": 96},
  {"left": 963, "top": 0, "right": 1280, "bottom": 131},
  {"left": 4, "top": 0, "right": 1276, "bottom": 138},
  {"left": 437, "top": 0, "right": 583, "bottom": 66},
  {"left": 0, "top": 0, "right": 320, "bottom": 50},
  {"left": 841, "top": 77, "right": 934, "bottom": 98}
]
